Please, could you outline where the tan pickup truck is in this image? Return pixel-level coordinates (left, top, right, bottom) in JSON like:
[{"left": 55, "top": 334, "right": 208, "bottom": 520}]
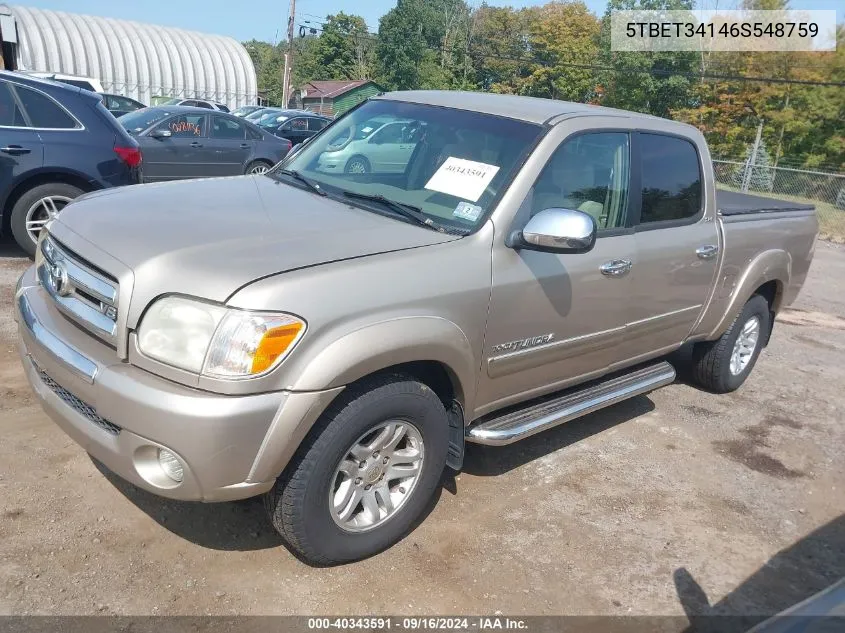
[{"left": 15, "top": 91, "right": 818, "bottom": 564}]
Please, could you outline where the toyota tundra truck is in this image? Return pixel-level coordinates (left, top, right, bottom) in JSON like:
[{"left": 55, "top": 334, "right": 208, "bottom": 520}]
[{"left": 15, "top": 91, "right": 818, "bottom": 565}]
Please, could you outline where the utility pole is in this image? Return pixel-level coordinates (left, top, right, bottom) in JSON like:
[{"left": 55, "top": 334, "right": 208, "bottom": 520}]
[
  {"left": 742, "top": 118, "right": 764, "bottom": 192},
  {"left": 281, "top": 0, "right": 296, "bottom": 108}
]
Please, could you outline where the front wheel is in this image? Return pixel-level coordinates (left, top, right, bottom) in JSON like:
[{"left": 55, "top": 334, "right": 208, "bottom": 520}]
[
  {"left": 691, "top": 294, "right": 771, "bottom": 393},
  {"left": 344, "top": 155, "right": 370, "bottom": 174},
  {"left": 264, "top": 375, "right": 449, "bottom": 565}
]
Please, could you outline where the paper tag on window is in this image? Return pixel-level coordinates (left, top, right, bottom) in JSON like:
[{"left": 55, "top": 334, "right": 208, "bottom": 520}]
[
  {"left": 453, "top": 202, "right": 483, "bottom": 222},
  {"left": 425, "top": 157, "right": 500, "bottom": 202}
]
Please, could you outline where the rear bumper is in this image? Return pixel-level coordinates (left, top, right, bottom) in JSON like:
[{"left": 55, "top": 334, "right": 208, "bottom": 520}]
[{"left": 14, "top": 266, "right": 333, "bottom": 502}]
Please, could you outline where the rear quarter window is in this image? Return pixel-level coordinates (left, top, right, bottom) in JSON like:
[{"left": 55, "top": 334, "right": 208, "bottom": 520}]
[{"left": 14, "top": 85, "right": 79, "bottom": 129}]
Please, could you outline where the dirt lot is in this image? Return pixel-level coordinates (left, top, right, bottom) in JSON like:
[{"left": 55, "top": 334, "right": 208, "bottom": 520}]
[{"left": 1, "top": 236, "right": 843, "bottom": 620}]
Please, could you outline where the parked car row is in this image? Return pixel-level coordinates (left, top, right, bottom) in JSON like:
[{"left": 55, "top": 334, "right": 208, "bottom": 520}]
[{"left": 0, "top": 71, "right": 296, "bottom": 255}]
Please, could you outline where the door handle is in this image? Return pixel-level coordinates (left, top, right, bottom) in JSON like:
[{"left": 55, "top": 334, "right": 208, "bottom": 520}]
[
  {"left": 696, "top": 245, "right": 719, "bottom": 260},
  {"left": 240, "top": 143, "right": 250, "bottom": 148},
  {"left": 1, "top": 145, "right": 31, "bottom": 155},
  {"left": 190, "top": 142, "right": 203, "bottom": 148},
  {"left": 600, "top": 259, "right": 632, "bottom": 277}
]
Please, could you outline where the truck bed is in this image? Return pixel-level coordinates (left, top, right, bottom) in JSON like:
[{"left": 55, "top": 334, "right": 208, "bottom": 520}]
[{"left": 717, "top": 190, "right": 815, "bottom": 216}]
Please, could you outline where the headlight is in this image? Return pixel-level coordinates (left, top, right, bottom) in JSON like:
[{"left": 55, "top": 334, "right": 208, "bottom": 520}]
[{"left": 137, "top": 296, "right": 305, "bottom": 378}]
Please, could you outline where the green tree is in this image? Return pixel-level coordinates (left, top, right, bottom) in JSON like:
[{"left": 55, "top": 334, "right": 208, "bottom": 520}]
[
  {"left": 596, "top": 0, "right": 698, "bottom": 117},
  {"left": 310, "top": 12, "right": 375, "bottom": 80},
  {"left": 375, "top": 0, "right": 474, "bottom": 90}
]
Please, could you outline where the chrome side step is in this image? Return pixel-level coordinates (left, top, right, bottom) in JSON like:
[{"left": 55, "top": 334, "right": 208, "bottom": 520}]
[{"left": 466, "top": 362, "right": 676, "bottom": 446}]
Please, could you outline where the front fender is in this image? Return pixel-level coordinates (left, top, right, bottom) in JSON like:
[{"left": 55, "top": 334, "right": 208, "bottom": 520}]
[
  {"left": 291, "top": 316, "right": 476, "bottom": 407},
  {"left": 246, "top": 316, "right": 477, "bottom": 484},
  {"left": 707, "top": 249, "right": 790, "bottom": 339}
]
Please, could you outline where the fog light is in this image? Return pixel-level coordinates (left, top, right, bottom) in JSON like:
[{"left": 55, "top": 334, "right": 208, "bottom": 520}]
[{"left": 158, "top": 449, "right": 184, "bottom": 482}]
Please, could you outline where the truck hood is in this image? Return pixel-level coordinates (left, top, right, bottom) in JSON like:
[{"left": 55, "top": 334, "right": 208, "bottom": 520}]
[{"left": 53, "top": 175, "right": 460, "bottom": 309}]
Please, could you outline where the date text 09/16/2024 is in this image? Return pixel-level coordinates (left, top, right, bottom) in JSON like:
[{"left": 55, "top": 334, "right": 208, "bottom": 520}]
[{"left": 307, "top": 617, "right": 528, "bottom": 630}]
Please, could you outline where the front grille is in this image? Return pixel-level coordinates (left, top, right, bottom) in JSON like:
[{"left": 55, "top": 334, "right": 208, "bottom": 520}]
[
  {"left": 38, "top": 236, "right": 119, "bottom": 345},
  {"left": 36, "top": 366, "right": 121, "bottom": 436}
]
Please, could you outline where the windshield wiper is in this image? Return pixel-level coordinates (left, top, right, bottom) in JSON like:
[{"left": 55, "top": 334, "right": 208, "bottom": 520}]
[
  {"left": 342, "top": 191, "right": 465, "bottom": 234},
  {"left": 275, "top": 169, "right": 327, "bottom": 196}
]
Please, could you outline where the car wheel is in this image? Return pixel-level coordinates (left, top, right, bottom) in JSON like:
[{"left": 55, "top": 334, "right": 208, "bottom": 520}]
[
  {"left": 246, "top": 161, "right": 273, "bottom": 175},
  {"left": 264, "top": 374, "right": 449, "bottom": 565},
  {"left": 344, "top": 156, "right": 370, "bottom": 175},
  {"left": 10, "top": 183, "right": 84, "bottom": 257},
  {"left": 691, "top": 294, "right": 771, "bottom": 393}
]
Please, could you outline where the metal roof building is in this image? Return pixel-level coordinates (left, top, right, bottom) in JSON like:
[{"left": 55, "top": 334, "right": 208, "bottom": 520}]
[{"left": 1, "top": 4, "right": 257, "bottom": 107}]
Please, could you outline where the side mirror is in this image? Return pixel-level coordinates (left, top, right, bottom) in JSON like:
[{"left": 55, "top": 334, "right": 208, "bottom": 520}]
[
  {"left": 149, "top": 129, "right": 172, "bottom": 139},
  {"left": 507, "top": 208, "right": 597, "bottom": 254}
]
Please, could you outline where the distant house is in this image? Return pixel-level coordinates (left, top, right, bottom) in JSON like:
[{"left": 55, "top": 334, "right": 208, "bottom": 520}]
[{"left": 288, "top": 80, "right": 384, "bottom": 117}]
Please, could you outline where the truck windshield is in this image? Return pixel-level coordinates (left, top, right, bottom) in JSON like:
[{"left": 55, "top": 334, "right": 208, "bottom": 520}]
[{"left": 276, "top": 100, "right": 544, "bottom": 232}]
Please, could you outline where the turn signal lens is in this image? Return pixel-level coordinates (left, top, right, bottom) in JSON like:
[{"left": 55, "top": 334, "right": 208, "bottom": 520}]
[
  {"left": 252, "top": 322, "right": 304, "bottom": 374},
  {"left": 202, "top": 311, "right": 306, "bottom": 378}
]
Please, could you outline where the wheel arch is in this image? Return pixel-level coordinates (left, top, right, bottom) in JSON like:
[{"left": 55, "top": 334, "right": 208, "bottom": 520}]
[
  {"left": 1, "top": 170, "right": 97, "bottom": 233},
  {"left": 707, "top": 249, "right": 790, "bottom": 341},
  {"left": 248, "top": 317, "right": 476, "bottom": 483}
]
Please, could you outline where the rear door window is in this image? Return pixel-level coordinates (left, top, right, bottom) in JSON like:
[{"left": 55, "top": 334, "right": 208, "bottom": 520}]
[
  {"left": 0, "top": 80, "right": 28, "bottom": 127},
  {"left": 637, "top": 133, "right": 703, "bottom": 225},
  {"left": 211, "top": 116, "right": 247, "bottom": 139},
  {"left": 307, "top": 117, "right": 328, "bottom": 131},
  {"left": 14, "top": 85, "right": 78, "bottom": 129},
  {"left": 289, "top": 118, "right": 308, "bottom": 131}
]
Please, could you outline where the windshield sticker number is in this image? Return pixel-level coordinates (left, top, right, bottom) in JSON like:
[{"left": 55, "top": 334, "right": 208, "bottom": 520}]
[
  {"left": 425, "top": 157, "right": 500, "bottom": 202},
  {"left": 453, "top": 202, "right": 483, "bottom": 222}
]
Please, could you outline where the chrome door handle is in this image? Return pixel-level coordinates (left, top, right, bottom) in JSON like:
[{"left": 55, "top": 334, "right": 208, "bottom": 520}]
[
  {"left": 600, "top": 259, "right": 632, "bottom": 277},
  {"left": 696, "top": 245, "right": 719, "bottom": 260},
  {"left": 1, "top": 145, "right": 31, "bottom": 155}
]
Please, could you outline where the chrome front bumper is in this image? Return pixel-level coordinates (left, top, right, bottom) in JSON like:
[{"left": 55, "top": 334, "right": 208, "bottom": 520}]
[{"left": 14, "top": 266, "right": 289, "bottom": 502}]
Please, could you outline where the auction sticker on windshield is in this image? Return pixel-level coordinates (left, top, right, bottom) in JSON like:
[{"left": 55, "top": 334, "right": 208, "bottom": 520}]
[{"left": 425, "top": 157, "right": 500, "bottom": 202}]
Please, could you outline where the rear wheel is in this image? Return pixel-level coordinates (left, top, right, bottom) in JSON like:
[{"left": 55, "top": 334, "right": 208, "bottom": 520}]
[
  {"left": 10, "top": 183, "right": 84, "bottom": 257},
  {"left": 264, "top": 375, "right": 448, "bottom": 565},
  {"left": 691, "top": 294, "right": 770, "bottom": 393},
  {"left": 246, "top": 160, "right": 273, "bottom": 175}
]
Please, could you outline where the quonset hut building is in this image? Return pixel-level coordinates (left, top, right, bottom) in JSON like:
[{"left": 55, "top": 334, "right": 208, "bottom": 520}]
[{"left": 0, "top": 4, "right": 257, "bottom": 108}]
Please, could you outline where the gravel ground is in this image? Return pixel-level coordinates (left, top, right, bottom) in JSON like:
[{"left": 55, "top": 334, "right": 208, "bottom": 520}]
[{"left": 0, "top": 235, "right": 843, "bottom": 621}]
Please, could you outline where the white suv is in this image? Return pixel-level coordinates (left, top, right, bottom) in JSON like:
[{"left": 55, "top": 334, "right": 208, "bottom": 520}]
[
  {"left": 17, "top": 71, "right": 104, "bottom": 93},
  {"left": 158, "top": 97, "right": 230, "bottom": 112}
]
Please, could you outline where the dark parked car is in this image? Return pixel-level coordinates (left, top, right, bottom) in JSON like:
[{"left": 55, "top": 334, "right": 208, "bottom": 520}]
[
  {"left": 117, "top": 106, "right": 292, "bottom": 181},
  {"left": 101, "top": 93, "right": 146, "bottom": 118},
  {"left": 0, "top": 70, "right": 142, "bottom": 256},
  {"left": 256, "top": 109, "right": 332, "bottom": 146}
]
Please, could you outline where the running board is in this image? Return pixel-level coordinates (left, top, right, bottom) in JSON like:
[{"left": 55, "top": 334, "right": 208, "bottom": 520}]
[{"left": 466, "top": 362, "right": 676, "bottom": 446}]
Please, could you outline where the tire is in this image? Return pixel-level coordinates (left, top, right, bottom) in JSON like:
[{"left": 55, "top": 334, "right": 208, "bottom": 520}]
[
  {"left": 245, "top": 160, "right": 273, "bottom": 175},
  {"left": 10, "top": 183, "right": 84, "bottom": 257},
  {"left": 264, "top": 375, "right": 449, "bottom": 565},
  {"left": 691, "top": 294, "right": 771, "bottom": 393},
  {"left": 344, "top": 155, "right": 370, "bottom": 175}
]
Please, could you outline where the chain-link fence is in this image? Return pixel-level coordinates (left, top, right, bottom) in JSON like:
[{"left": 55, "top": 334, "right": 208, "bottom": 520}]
[{"left": 713, "top": 159, "right": 845, "bottom": 242}]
